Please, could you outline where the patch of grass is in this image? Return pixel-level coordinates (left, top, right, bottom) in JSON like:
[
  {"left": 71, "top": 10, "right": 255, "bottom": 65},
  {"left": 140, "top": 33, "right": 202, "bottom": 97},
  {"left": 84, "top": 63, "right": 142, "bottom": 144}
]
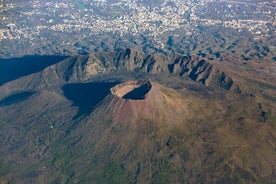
[
  {"left": 90, "top": 161, "right": 129, "bottom": 184},
  {"left": 0, "top": 160, "right": 11, "bottom": 176},
  {"left": 265, "top": 110, "right": 276, "bottom": 122},
  {"left": 152, "top": 159, "right": 176, "bottom": 184},
  {"left": 152, "top": 171, "right": 171, "bottom": 184}
]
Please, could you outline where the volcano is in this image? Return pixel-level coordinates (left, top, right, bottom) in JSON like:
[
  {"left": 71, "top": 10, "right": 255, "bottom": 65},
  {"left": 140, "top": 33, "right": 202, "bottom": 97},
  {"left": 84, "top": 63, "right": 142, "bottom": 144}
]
[
  {"left": 93, "top": 79, "right": 188, "bottom": 125},
  {"left": 0, "top": 52, "right": 275, "bottom": 183}
]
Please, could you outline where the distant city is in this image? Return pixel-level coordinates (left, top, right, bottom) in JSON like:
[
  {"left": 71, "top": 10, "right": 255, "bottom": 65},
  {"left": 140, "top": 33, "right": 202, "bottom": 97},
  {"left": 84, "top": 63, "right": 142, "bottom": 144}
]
[{"left": 0, "top": 0, "right": 275, "bottom": 57}]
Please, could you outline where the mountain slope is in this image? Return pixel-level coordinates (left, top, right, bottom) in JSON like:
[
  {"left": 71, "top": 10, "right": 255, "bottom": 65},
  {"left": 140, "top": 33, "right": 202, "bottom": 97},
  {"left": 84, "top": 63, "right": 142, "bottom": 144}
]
[
  {"left": 0, "top": 77, "right": 275, "bottom": 183},
  {"left": 0, "top": 50, "right": 275, "bottom": 183}
]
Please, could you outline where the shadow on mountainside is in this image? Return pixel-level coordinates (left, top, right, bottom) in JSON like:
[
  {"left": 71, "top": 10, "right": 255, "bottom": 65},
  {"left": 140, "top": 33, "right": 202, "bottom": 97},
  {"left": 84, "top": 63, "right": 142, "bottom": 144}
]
[
  {"left": 0, "top": 91, "right": 36, "bottom": 107},
  {"left": 0, "top": 55, "right": 67, "bottom": 86},
  {"left": 62, "top": 82, "right": 119, "bottom": 119}
]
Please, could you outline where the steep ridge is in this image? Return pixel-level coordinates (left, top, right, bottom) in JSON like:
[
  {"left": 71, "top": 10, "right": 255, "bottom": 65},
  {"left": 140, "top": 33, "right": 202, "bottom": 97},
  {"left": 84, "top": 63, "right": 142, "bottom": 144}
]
[
  {"left": 83, "top": 49, "right": 169, "bottom": 79},
  {"left": 0, "top": 49, "right": 241, "bottom": 99},
  {"left": 168, "top": 56, "right": 213, "bottom": 84},
  {"left": 42, "top": 49, "right": 236, "bottom": 90},
  {"left": 81, "top": 49, "right": 239, "bottom": 91}
]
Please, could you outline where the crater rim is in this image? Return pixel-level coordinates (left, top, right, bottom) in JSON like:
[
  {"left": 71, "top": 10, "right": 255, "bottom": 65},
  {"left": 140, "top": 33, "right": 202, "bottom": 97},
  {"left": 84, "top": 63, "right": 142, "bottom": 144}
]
[{"left": 110, "top": 79, "right": 152, "bottom": 100}]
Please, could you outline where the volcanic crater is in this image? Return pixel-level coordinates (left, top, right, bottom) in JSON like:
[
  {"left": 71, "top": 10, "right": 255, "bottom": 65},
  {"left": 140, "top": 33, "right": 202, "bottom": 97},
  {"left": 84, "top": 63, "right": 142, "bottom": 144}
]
[{"left": 111, "top": 79, "right": 152, "bottom": 100}]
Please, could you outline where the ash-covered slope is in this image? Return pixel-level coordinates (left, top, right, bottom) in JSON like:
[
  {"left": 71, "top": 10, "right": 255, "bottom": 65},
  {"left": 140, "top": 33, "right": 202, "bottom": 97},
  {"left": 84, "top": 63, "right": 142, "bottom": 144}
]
[{"left": 94, "top": 79, "right": 188, "bottom": 124}]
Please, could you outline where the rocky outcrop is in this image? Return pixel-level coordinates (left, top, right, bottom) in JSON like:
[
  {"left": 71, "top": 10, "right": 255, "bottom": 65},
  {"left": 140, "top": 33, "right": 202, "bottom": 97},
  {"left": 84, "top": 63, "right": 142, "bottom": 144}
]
[
  {"left": 68, "top": 49, "right": 233, "bottom": 90},
  {"left": 216, "top": 71, "right": 234, "bottom": 90},
  {"left": 83, "top": 49, "right": 169, "bottom": 78},
  {"left": 168, "top": 56, "right": 213, "bottom": 85}
]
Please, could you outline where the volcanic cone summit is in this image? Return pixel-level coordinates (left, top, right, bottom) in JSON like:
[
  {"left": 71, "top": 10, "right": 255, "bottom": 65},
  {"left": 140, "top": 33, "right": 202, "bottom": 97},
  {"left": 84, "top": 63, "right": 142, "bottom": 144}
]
[
  {"left": 95, "top": 79, "right": 188, "bottom": 124},
  {"left": 111, "top": 79, "right": 152, "bottom": 100}
]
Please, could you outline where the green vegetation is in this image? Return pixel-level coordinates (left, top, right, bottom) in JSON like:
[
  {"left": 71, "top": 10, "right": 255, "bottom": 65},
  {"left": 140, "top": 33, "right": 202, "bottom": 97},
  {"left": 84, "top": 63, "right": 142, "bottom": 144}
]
[
  {"left": 152, "top": 158, "right": 177, "bottom": 184},
  {"left": 91, "top": 161, "right": 129, "bottom": 184},
  {"left": 262, "top": 109, "right": 276, "bottom": 122},
  {"left": 0, "top": 160, "right": 10, "bottom": 176},
  {"left": 152, "top": 171, "right": 172, "bottom": 184}
]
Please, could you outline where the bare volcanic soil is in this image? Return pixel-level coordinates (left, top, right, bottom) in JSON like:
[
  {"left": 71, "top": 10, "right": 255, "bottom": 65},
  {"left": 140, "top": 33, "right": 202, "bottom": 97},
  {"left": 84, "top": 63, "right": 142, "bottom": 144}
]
[
  {"left": 95, "top": 79, "right": 189, "bottom": 125},
  {"left": 111, "top": 79, "right": 152, "bottom": 100}
]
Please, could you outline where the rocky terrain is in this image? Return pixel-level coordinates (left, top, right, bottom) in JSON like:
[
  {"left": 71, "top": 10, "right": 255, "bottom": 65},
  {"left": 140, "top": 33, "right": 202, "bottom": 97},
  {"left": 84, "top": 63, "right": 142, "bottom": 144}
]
[{"left": 0, "top": 50, "right": 276, "bottom": 183}]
